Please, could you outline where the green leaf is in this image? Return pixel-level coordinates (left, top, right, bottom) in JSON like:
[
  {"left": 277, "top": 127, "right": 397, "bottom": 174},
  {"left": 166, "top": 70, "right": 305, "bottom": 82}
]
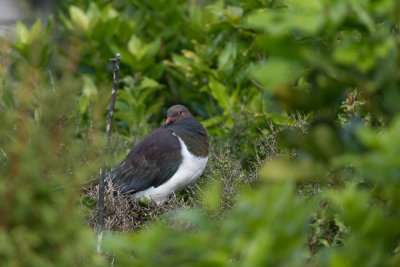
[
  {"left": 128, "top": 35, "right": 142, "bottom": 58},
  {"left": 351, "top": 2, "right": 375, "bottom": 33},
  {"left": 145, "top": 38, "right": 161, "bottom": 58},
  {"left": 202, "top": 180, "right": 222, "bottom": 212},
  {"left": 78, "top": 95, "right": 89, "bottom": 114},
  {"left": 29, "top": 19, "right": 42, "bottom": 42},
  {"left": 251, "top": 58, "right": 304, "bottom": 90},
  {"left": 246, "top": 0, "right": 324, "bottom": 36},
  {"left": 69, "top": 5, "right": 90, "bottom": 31},
  {"left": 260, "top": 158, "right": 325, "bottom": 181},
  {"left": 34, "top": 108, "right": 41, "bottom": 124},
  {"left": 102, "top": 5, "right": 118, "bottom": 20},
  {"left": 140, "top": 77, "right": 163, "bottom": 89},
  {"left": 82, "top": 75, "right": 98, "bottom": 100},
  {"left": 87, "top": 2, "right": 101, "bottom": 26},
  {"left": 226, "top": 5, "right": 243, "bottom": 18},
  {"left": 127, "top": 36, "right": 160, "bottom": 61},
  {"left": 168, "top": 54, "right": 192, "bottom": 71},
  {"left": 16, "top": 20, "right": 29, "bottom": 44},
  {"left": 333, "top": 42, "right": 359, "bottom": 66},
  {"left": 218, "top": 42, "right": 237, "bottom": 71},
  {"left": 209, "top": 78, "right": 230, "bottom": 114}
]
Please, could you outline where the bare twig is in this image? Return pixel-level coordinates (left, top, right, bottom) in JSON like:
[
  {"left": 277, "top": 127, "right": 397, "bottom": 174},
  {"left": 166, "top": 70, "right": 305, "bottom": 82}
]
[
  {"left": 97, "top": 53, "right": 120, "bottom": 253},
  {"left": 308, "top": 233, "right": 315, "bottom": 256}
]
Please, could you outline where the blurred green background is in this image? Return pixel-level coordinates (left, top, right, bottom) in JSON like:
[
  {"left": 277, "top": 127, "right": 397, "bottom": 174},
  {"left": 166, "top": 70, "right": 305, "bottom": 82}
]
[{"left": 1, "top": 0, "right": 400, "bottom": 266}]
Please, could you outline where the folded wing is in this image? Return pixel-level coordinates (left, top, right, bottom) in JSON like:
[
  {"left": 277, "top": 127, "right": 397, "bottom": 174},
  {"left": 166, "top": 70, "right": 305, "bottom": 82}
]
[{"left": 108, "top": 127, "right": 182, "bottom": 194}]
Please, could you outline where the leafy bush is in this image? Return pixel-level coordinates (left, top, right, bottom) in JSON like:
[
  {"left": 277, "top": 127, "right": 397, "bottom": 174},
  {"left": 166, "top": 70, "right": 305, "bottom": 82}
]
[
  {"left": 0, "top": 20, "right": 104, "bottom": 265},
  {"left": 1, "top": 0, "right": 400, "bottom": 266}
]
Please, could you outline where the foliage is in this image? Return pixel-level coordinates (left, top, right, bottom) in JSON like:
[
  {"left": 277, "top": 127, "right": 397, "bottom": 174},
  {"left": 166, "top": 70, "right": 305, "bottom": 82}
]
[
  {"left": 1, "top": 0, "right": 400, "bottom": 266},
  {"left": 0, "top": 21, "right": 104, "bottom": 265},
  {"left": 57, "top": 0, "right": 275, "bottom": 140}
]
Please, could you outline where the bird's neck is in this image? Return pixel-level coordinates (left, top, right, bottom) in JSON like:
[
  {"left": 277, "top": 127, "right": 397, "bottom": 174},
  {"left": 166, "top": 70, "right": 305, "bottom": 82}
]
[{"left": 168, "top": 118, "right": 209, "bottom": 158}]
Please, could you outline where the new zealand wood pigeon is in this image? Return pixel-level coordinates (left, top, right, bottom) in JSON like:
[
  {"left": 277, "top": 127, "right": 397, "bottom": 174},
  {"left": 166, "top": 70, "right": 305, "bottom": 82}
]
[{"left": 108, "top": 105, "right": 209, "bottom": 204}]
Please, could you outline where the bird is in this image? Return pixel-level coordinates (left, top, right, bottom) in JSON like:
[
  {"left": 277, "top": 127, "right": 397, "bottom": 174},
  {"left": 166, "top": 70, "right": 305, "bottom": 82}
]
[{"left": 107, "top": 104, "right": 209, "bottom": 204}]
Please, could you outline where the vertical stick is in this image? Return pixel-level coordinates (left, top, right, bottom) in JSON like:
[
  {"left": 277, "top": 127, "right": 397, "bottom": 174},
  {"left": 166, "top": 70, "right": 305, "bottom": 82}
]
[{"left": 97, "top": 53, "right": 120, "bottom": 253}]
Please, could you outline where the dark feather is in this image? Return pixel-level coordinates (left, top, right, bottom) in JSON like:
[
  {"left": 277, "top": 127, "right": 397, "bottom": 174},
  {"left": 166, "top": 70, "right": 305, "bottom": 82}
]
[
  {"left": 108, "top": 126, "right": 182, "bottom": 194},
  {"left": 170, "top": 117, "right": 209, "bottom": 157}
]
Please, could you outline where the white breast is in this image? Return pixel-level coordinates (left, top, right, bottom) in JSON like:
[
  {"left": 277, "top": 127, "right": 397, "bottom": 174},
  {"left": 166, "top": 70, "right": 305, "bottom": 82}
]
[{"left": 134, "top": 135, "right": 208, "bottom": 204}]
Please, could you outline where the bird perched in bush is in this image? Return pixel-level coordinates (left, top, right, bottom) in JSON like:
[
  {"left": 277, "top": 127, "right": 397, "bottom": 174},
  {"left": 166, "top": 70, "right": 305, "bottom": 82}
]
[{"left": 108, "top": 105, "right": 209, "bottom": 204}]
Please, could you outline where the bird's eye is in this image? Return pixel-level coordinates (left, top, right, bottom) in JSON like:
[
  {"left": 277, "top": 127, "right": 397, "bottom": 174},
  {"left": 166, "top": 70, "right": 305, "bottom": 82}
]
[{"left": 178, "top": 111, "right": 183, "bottom": 115}]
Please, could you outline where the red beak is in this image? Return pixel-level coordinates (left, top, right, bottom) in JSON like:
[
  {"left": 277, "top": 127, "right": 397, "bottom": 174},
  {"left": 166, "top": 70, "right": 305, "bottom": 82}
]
[{"left": 166, "top": 117, "right": 174, "bottom": 124}]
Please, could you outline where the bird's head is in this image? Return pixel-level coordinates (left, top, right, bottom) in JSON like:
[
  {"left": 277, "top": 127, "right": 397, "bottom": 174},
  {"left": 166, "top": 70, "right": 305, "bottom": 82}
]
[{"left": 166, "top": 105, "right": 192, "bottom": 125}]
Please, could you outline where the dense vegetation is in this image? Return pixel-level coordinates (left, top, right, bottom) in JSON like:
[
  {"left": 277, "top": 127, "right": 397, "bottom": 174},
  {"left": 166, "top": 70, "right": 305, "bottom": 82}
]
[{"left": 1, "top": 0, "right": 400, "bottom": 265}]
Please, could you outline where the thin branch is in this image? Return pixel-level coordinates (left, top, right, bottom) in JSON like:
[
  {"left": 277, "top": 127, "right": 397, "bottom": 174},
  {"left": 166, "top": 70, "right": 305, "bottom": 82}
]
[
  {"left": 97, "top": 53, "right": 120, "bottom": 253},
  {"left": 308, "top": 233, "right": 315, "bottom": 256},
  {"left": 323, "top": 227, "right": 332, "bottom": 246}
]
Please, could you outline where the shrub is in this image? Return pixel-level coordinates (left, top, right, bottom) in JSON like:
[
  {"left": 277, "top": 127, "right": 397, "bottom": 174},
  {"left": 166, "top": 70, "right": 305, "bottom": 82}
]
[{"left": 1, "top": 0, "right": 400, "bottom": 265}]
